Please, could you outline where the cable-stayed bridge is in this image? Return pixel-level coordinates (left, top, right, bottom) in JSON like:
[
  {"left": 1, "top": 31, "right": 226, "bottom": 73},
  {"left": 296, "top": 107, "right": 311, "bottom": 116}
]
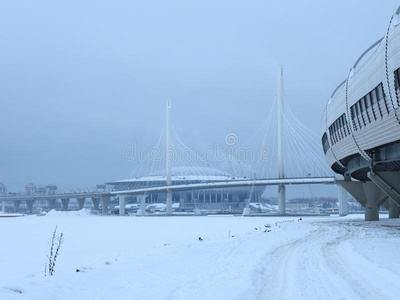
[{"left": 0, "top": 66, "right": 336, "bottom": 215}]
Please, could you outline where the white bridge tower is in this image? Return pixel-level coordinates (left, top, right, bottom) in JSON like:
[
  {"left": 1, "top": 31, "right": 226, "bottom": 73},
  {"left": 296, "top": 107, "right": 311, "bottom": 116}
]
[
  {"left": 277, "top": 66, "right": 286, "bottom": 215},
  {"left": 166, "top": 99, "right": 173, "bottom": 215}
]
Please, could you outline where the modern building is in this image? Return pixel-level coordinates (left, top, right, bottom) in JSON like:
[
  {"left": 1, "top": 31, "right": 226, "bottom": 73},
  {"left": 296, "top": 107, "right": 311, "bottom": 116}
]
[{"left": 321, "top": 6, "right": 400, "bottom": 220}]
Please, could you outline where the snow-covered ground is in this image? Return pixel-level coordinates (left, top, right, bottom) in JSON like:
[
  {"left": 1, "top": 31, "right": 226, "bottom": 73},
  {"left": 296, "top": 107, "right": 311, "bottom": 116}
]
[{"left": 1, "top": 211, "right": 400, "bottom": 300}]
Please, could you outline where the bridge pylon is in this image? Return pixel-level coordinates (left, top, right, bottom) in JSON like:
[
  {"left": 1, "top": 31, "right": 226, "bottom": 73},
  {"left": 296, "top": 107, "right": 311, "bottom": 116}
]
[{"left": 277, "top": 65, "right": 286, "bottom": 215}]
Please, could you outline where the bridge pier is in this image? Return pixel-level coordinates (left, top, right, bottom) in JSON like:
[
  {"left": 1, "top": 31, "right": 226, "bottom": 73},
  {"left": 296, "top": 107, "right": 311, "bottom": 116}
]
[
  {"left": 278, "top": 185, "right": 286, "bottom": 215},
  {"left": 101, "top": 195, "right": 110, "bottom": 214},
  {"left": 340, "top": 180, "right": 388, "bottom": 221},
  {"left": 166, "top": 190, "right": 172, "bottom": 215},
  {"left": 137, "top": 195, "right": 146, "bottom": 215},
  {"left": 119, "top": 195, "right": 126, "bottom": 215},
  {"left": 47, "top": 199, "right": 56, "bottom": 210},
  {"left": 338, "top": 185, "right": 348, "bottom": 216},
  {"left": 13, "top": 200, "right": 21, "bottom": 212},
  {"left": 26, "top": 200, "right": 34, "bottom": 213},
  {"left": 77, "top": 198, "right": 86, "bottom": 210},
  {"left": 61, "top": 198, "right": 70, "bottom": 211},
  {"left": 92, "top": 197, "right": 100, "bottom": 210}
]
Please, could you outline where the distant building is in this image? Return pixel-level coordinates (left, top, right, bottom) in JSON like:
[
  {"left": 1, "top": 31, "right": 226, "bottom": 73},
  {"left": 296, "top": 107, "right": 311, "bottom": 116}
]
[
  {"left": 0, "top": 183, "right": 7, "bottom": 196},
  {"left": 107, "top": 167, "right": 264, "bottom": 212},
  {"left": 25, "top": 183, "right": 37, "bottom": 195},
  {"left": 45, "top": 184, "right": 58, "bottom": 195}
]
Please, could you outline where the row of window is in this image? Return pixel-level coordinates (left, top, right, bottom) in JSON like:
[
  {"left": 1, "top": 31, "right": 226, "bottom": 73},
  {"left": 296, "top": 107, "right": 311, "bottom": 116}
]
[
  {"left": 350, "top": 83, "right": 389, "bottom": 131},
  {"left": 323, "top": 68, "right": 400, "bottom": 152},
  {"left": 328, "top": 113, "right": 350, "bottom": 145}
]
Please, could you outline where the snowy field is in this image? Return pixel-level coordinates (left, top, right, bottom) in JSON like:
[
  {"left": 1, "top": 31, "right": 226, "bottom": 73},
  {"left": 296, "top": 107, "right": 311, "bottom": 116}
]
[{"left": 1, "top": 211, "right": 400, "bottom": 300}]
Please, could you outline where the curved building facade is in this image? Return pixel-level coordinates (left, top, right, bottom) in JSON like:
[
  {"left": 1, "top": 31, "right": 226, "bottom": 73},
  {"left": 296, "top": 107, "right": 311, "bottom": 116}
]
[{"left": 321, "top": 7, "right": 400, "bottom": 220}]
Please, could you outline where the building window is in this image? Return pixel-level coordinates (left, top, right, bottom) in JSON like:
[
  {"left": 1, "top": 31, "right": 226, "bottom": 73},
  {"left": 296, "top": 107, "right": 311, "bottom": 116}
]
[
  {"left": 355, "top": 102, "right": 363, "bottom": 129},
  {"left": 395, "top": 68, "right": 400, "bottom": 106},
  {"left": 364, "top": 94, "right": 372, "bottom": 123},
  {"left": 322, "top": 133, "right": 330, "bottom": 154},
  {"left": 376, "top": 83, "right": 389, "bottom": 114}
]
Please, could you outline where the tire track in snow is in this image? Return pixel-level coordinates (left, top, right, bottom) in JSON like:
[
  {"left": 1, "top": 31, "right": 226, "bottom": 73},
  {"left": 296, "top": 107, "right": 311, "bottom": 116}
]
[
  {"left": 256, "top": 224, "right": 358, "bottom": 300},
  {"left": 321, "top": 221, "right": 400, "bottom": 300},
  {"left": 257, "top": 221, "right": 400, "bottom": 300}
]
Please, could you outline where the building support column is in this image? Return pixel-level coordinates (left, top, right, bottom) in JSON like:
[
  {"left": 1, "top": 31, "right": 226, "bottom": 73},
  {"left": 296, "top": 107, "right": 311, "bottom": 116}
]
[
  {"left": 119, "top": 195, "right": 126, "bottom": 215},
  {"left": 92, "top": 197, "right": 100, "bottom": 210},
  {"left": 368, "top": 171, "right": 400, "bottom": 206},
  {"left": 339, "top": 180, "right": 388, "bottom": 221},
  {"left": 388, "top": 198, "right": 400, "bottom": 219},
  {"left": 101, "top": 195, "right": 110, "bottom": 214},
  {"left": 77, "top": 198, "right": 86, "bottom": 210},
  {"left": 338, "top": 185, "right": 348, "bottom": 216},
  {"left": 61, "top": 198, "right": 70, "bottom": 211},
  {"left": 1, "top": 200, "right": 5, "bottom": 213},
  {"left": 47, "top": 199, "right": 56, "bottom": 211},
  {"left": 13, "top": 200, "right": 21, "bottom": 212}
]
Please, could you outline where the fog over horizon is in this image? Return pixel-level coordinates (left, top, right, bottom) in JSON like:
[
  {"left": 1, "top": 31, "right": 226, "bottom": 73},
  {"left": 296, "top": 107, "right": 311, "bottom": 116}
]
[{"left": 1, "top": 0, "right": 399, "bottom": 196}]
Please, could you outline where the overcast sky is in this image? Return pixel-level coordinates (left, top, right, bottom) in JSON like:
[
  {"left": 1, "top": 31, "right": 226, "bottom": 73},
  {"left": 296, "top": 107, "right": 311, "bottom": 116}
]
[{"left": 1, "top": 0, "right": 399, "bottom": 196}]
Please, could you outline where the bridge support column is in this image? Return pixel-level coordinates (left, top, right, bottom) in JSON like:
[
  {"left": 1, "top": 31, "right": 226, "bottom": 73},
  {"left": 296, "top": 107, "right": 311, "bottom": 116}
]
[
  {"left": 338, "top": 185, "right": 348, "bottom": 216},
  {"left": 166, "top": 190, "right": 172, "bottom": 215},
  {"left": 61, "top": 198, "right": 70, "bottom": 211},
  {"left": 92, "top": 197, "right": 100, "bottom": 210},
  {"left": 47, "top": 199, "right": 56, "bottom": 210},
  {"left": 278, "top": 185, "right": 286, "bottom": 215},
  {"left": 26, "top": 200, "right": 34, "bottom": 213},
  {"left": 77, "top": 198, "right": 86, "bottom": 210},
  {"left": 119, "top": 195, "right": 126, "bottom": 215},
  {"left": 101, "top": 195, "right": 110, "bottom": 214},
  {"left": 339, "top": 180, "right": 388, "bottom": 221},
  {"left": 137, "top": 195, "right": 146, "bottom": 215},
  {"left": 13, "top": 200, "right": 21, "bottom": 212}
]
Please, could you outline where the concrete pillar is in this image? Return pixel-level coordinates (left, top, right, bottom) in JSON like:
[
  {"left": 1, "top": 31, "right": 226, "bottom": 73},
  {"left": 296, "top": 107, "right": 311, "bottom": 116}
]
[
  {"left": 101, "top": 195, "right": 110, "bottom": 214},
  {"left": 368, "top": 171, "right": 400, "bottom": 207},
  {"left": 119, "top": 195, "right": 126, "bottom": 215},
  {"left": 388, "top": 198, "right": 400, "bottom": 219},
  {"left": 338, "top": 185, "right": 348, "bottom": 216},
  {"left": 92, "top": 197, "right": 100, "bottom": 210},
  {"left": 278, "top": 185, "right": 286, "bottom": 215},
  {"left": 340, "top": 180, "right": 388, "bottom": 221},
  {"left": 137, "top": 195, "right": 146, "bottom": 215},
  {"left": 47, "top": 199, "right": 56, "bottom": 210},
  {"left": 242, "top": 207, "right": 251, "bottom": 215},
  {"left": 77, "top": 198, "right": 86, "bottom": 210},
  {"left": 1, "top": 200, "right": 5, "bottom": 213},
  {"left": 26, "top": 200, "right": 34, "bottom": 213},
  {"left": 61, "top": 198, "right": 70, "bottom": 211},
  {"left": 13, "top": 200, "right": 21, "bottom": 212},
  {"left": 166, "top": 190, "right": 172, "bottom": 215}
]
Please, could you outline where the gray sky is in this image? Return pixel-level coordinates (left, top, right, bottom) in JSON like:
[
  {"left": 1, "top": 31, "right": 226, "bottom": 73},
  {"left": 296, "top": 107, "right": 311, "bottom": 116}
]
[{"left": 1, "top": 0, "right": 399, "bottom": 195}]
